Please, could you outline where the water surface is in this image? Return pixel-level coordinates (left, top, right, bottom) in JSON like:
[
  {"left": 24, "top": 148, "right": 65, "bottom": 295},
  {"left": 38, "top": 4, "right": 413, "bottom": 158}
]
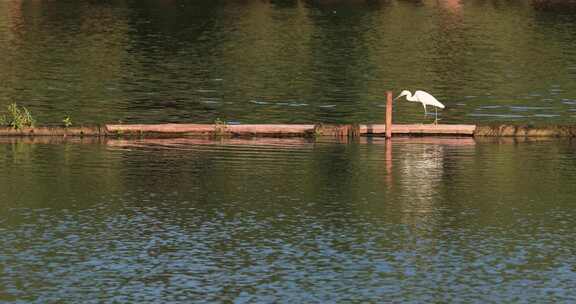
[
  {"left": 2, "top": 1, "right": 576, "bottom": 302},
  {"left": 2, "top": 138, "right": 576, "bottom": 302},
  {"left": 1, "top": 0, "right": 576, "bottom": 124}
]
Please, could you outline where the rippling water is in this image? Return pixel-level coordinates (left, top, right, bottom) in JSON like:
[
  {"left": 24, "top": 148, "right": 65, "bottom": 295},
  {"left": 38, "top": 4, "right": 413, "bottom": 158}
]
[
  {"left": 3, "top": 1, "right": 576, "bottom": 302},
  {"left": 2, "top": 138, "right": 576, "bottom": 302},
  {"left": 1, "top": 0, "right": 576, "bottom": 124}
]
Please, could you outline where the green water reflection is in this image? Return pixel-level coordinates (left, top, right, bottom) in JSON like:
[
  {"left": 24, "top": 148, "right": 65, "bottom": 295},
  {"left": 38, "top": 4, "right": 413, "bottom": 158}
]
[{"left": 1, "top": 0, "right": 576, "bottom": 124}]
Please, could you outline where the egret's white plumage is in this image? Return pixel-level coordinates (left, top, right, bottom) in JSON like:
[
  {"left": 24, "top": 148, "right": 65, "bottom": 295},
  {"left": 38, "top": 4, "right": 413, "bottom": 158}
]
[{"left": 395, "top": 90, "right": 445, "bottom": 124}]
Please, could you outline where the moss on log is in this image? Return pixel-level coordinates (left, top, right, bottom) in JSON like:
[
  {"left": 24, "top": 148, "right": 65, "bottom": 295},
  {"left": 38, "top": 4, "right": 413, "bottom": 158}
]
[
  {"left": 474, "top": 125, "right": 576, "bottom": 137},
  {"left": 0, "top": 126, "right": 104, "bottom": 136}
]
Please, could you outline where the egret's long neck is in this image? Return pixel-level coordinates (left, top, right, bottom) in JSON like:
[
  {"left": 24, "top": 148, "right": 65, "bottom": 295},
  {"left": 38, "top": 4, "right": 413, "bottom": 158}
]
[{"left": 405, "top": 92, "right": 416, "bottom": 102}]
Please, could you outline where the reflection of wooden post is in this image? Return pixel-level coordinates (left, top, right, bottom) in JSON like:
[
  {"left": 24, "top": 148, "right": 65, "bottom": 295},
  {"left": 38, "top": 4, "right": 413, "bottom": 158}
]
[
  {"left": 386, "top": 91, "right": 393, "bottom": 139},
  {"left": 385, "top": 137, "right": 393, "bottom": 188}
]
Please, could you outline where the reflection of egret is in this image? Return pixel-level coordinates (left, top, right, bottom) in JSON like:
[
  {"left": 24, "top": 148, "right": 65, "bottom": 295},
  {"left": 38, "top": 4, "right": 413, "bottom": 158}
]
[
  {"left": 399, "top": 144, "right": 444, "bottom": 221},
  {"left": 395, "top": 90, "right": 445, "bottom": 124}
]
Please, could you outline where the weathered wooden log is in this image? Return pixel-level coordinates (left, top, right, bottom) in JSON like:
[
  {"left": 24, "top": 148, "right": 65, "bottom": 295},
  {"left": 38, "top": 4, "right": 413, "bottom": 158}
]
[
  {"left": 222, "top": 124, "right": 316, "bottom": 136},
  {"left": 2, "top": 123, "right": 576, "bottom": 138},
  {"left": 105, "top": 123, "right": 215, "bottom": 135},
  {"left": 105, "top": 124, "right": 317, "bottom": 136},
  {"left": 105, "top": 123, "right": 476, "bottom": 136},
  {"left": 359, "top": 124, "right": 476, "bottom": 136}
]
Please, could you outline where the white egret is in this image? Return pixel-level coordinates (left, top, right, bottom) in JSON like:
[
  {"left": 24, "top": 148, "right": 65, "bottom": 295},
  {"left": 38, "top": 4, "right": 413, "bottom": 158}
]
[{"left": 395, "top": 90, "right": 445, "bottom": 124}]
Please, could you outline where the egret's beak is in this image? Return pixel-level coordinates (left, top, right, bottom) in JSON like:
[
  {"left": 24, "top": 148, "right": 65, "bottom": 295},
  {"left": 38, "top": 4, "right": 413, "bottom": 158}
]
[{"left": 393, "top": 95, "right": 401, "bottom": 101}]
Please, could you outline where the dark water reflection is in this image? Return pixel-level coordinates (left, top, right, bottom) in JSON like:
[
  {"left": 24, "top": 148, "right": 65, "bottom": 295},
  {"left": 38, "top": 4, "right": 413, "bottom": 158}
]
[
  {"left": 2, "top": 0, "right": 576, "bottom": 124},
  {"left": 2, "top": 137, "right": 576, "bottom": 302}
]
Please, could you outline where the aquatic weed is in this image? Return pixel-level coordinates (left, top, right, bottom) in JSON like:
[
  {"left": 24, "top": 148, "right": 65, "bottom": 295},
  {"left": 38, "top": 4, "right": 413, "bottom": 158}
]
[
  {"left": 62, "top": 115, "right": 73, "bottom": 128},
  {"left": 0, "top": 103, "right": 36, "bottom": 129}
]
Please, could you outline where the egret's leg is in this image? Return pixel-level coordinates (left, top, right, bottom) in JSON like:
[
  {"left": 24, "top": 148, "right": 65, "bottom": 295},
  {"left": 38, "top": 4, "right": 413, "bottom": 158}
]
[
  {"left": 434, "top": 107, "right": 438, "bottom": 125},
  {"left": 422, "top": 104, "right": 427, "bottom": 116}
]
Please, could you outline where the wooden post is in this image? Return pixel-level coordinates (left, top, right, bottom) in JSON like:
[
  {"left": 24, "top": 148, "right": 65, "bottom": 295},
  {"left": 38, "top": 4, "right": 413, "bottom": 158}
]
[{"left": 386, "top": 91, "right": 393, "bottom": 139}]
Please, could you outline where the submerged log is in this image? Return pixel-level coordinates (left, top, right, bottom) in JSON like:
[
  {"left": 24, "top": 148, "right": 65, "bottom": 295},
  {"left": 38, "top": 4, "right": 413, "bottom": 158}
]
[
  {"left": 0, "top": 126, "right": 103, "bottom": 136},
  {"left": 474, "top": 125, "right": 576, "bottom": 137}
]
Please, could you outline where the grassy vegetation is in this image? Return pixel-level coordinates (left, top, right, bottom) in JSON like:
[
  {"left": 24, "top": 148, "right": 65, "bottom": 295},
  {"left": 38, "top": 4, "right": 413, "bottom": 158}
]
[{"left": 0, "top": 103, "right": 36, "bottom": 129}]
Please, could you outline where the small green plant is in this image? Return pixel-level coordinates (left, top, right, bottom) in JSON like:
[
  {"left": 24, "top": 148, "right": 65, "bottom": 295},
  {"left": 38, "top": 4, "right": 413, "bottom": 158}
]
[
  {"left": 0, "top": 103, "right": 35, "bottom": 129},
  {"left": 214, "top": 117, "right": 226, "bottom": 126},
  {"left": 62, "top": 115, "right": 73, "bottom": 128},
  {"left": 214, "top": 117, "right": 227, "bottom": 135}
]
